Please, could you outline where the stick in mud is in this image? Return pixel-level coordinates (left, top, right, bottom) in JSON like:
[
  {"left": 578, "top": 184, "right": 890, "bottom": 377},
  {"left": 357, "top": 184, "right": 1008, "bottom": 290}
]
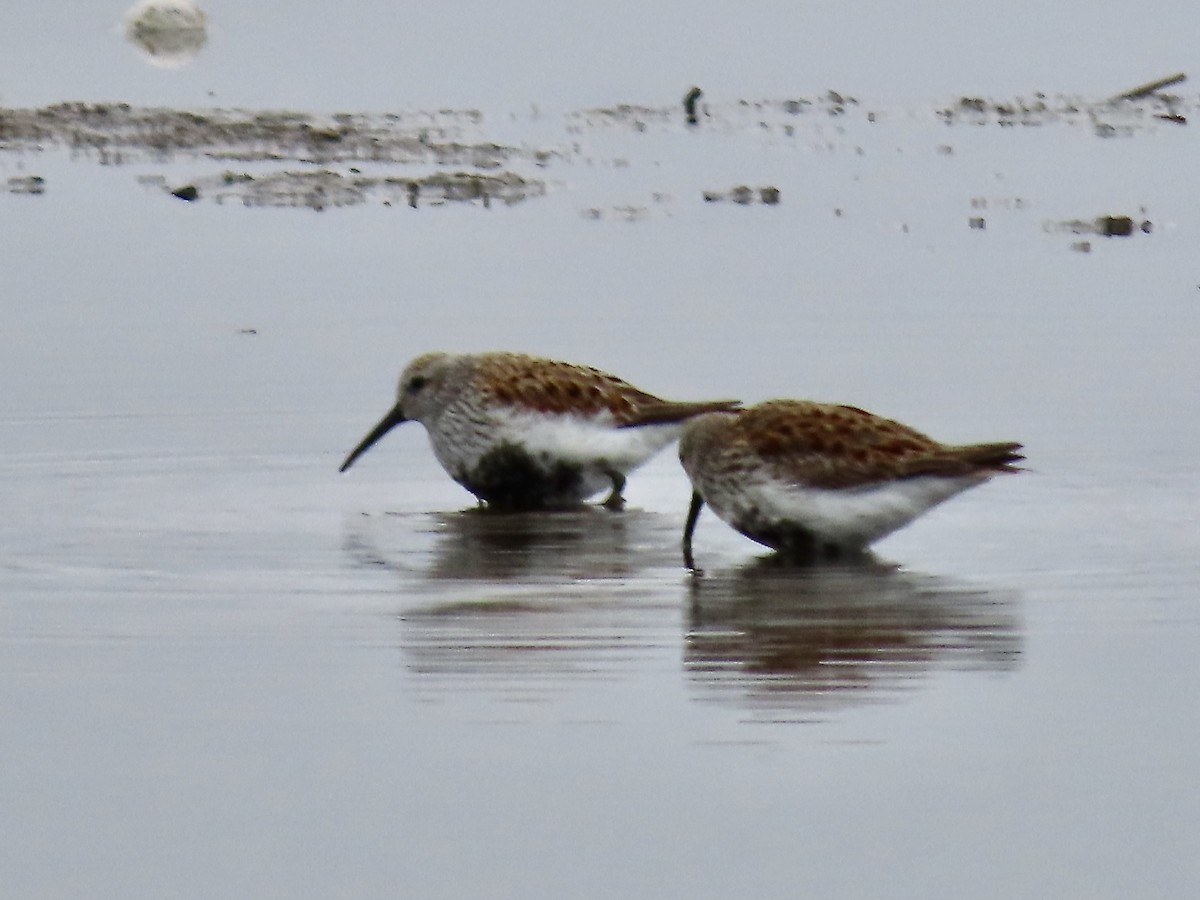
[
  {"left": 1112, "top": 72, "right": 1187, "bottom": 102},
  {"left": 684, "top": 86, "right": 703, "bottom": 126}
]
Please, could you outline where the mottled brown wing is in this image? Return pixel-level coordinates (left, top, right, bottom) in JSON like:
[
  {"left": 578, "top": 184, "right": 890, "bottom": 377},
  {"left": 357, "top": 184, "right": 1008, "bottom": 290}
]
[
  {"left": 620, "top": 399, "right": 744, "bottom": 427},
  {"left": 739, "top": 400, "right": 1021, "bottom": 489},
  {"left": 475, "top": 354, "right": 664, "bottom": 421}
]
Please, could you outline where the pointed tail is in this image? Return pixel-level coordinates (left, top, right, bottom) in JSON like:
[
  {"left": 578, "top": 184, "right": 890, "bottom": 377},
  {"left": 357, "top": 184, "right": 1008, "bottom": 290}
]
[
  {"left": 620, "top": 399, "right": 740, "bottom": 428},
  {"left": 953, "top": 441, "right": 1025, "bottom": 473}
]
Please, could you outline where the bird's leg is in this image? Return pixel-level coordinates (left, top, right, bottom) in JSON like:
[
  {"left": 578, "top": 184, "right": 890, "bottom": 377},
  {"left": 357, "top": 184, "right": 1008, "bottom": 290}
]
[
  {"left": 683, "top": 491, "right": 705, "bottom": 572},
  {"left": 601, "top": 470, "right": 626, "bottom": 511}
]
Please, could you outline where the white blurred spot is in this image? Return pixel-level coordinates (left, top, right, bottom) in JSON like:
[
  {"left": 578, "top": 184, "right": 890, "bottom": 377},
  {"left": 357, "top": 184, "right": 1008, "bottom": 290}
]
[{"left": 123, "top": 0, "right": 208, "bottom": 69}]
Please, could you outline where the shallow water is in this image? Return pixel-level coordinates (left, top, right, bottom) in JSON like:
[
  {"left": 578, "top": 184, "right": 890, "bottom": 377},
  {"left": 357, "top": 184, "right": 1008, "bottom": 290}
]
[{"left": 4, "top": 5, "right": 1200, "bottom": 898}]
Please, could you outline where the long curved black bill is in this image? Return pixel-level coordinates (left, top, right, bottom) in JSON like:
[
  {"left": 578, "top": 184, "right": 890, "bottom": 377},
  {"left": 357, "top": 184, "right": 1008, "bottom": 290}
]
[
  {"left": 339, "top": 405, "right": 407, "bottom": 473},
  {"left": 682, "top": 490, "right": 705, "bottom": 572}
]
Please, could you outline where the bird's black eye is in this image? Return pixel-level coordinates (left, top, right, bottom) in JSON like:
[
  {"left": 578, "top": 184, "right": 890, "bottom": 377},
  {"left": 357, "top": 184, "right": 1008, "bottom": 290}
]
[{"left": 407, "top": 375, "right": 429, "bottom": 393}]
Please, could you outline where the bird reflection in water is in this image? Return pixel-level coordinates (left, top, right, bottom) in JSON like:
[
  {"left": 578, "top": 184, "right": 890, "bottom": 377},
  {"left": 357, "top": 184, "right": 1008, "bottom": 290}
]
[
  {"left": 343, "top": 506, "right": 680, "bottom": 583},
  {"left": 343, "top": 507, "right": 683, "bottom": 696},
  {"left": 685, "top": 557, "right": 1022, "bottom": 716},
  {"left": 426, "top": 507, "right": 687, "bottom": 583},
  {"left": 343, "top": 511, "right": 1022, "bottom": 710}
]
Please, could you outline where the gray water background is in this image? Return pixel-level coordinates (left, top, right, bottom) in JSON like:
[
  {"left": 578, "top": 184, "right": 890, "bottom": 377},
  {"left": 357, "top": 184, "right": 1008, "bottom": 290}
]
[{"left": 2, "top": 3, "right": 1199, "bottom": 897}]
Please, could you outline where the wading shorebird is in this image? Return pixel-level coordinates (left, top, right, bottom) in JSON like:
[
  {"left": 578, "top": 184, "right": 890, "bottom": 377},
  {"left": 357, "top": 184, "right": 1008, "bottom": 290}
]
[
  {"left": 651, "top": 400, "right": 1022, "bottom": 568},
  {"left": 339, "top": 351, "right": 740, "bottom": 511}
]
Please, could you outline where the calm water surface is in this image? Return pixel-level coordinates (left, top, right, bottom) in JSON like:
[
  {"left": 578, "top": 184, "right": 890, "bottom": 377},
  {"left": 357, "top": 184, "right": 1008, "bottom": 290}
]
[{"left": 3, "top": 7, "right": 1200, "bottom": 897}]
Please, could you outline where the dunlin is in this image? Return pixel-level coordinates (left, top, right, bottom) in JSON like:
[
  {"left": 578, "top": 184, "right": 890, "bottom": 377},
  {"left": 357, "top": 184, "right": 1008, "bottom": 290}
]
[
  {"left": 663, "top": 400, "right": 1022, "bottom": 567},
  {"left": 339, "top": 351, "right": 739, "bottom": 511}
]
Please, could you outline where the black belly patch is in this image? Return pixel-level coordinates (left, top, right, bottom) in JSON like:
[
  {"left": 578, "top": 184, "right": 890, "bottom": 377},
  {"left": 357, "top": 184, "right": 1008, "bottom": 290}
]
[
  {"left": 462, "top": 442, "right": 589, "bottom": 511},
  {"left": 736, "top": 513, "right": 848, "bottom": 562}
]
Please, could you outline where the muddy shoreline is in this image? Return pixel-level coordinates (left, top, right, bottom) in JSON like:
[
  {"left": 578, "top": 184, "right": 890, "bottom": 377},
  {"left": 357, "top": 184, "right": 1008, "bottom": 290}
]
[{"left": 2, "top": 90, "right": 1190, "bottom": 212}]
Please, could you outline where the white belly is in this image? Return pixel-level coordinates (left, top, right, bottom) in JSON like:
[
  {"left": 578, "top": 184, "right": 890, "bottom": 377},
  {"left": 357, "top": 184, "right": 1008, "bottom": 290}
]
[{"left": 706, "top": 472, "right": 988, "bottom": 549}]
